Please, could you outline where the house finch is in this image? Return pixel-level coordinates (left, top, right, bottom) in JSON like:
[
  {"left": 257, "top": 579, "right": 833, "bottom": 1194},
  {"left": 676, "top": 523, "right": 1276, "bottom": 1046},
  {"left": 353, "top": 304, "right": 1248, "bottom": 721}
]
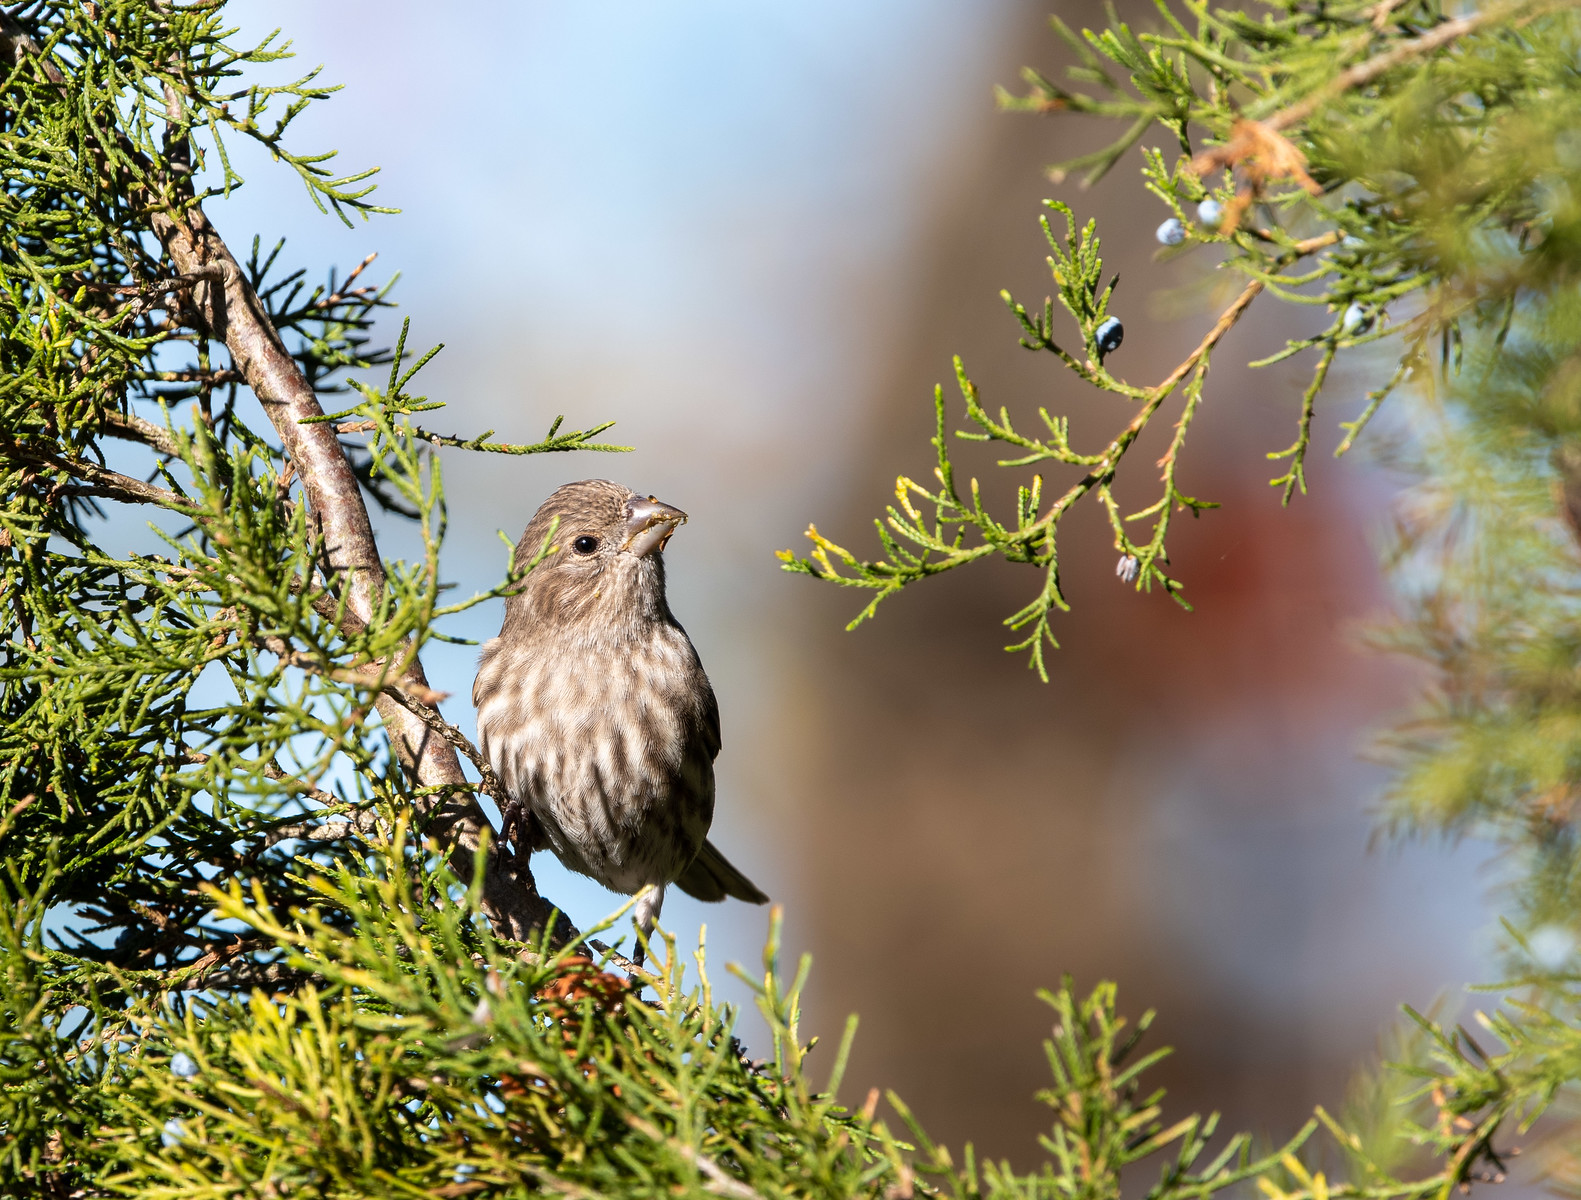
[{"left": 473, "top": 479, "right": 768, "bottom": 959}]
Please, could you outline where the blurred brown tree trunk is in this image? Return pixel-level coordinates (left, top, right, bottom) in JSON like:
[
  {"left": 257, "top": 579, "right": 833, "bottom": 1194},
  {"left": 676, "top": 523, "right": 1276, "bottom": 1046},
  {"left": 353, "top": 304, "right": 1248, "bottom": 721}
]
[{"left": 785, "top": 0, "right": 1416, "bottom": 1161}]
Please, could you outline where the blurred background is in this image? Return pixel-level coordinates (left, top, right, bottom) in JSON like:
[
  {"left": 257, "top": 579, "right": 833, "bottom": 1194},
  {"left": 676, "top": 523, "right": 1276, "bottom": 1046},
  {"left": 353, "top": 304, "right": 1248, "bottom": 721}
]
[{"left": 209, "top": 0, "right": 1496, "bottom": 1163}]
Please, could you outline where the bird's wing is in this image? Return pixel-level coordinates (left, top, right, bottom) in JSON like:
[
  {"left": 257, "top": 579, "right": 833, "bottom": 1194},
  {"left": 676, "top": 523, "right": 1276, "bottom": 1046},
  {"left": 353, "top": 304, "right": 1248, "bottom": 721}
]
[
  {"left": 471, "top": 637, "right": 502, "bottom": 708},
  {"left": 698, "top": 672, "right": 721, "bottom": 759}
]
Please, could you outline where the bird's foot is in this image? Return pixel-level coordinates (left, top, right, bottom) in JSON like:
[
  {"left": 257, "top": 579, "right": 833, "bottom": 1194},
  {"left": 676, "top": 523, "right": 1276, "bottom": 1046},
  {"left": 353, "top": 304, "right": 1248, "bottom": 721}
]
[
  {"left": 630, "top": 884, "right": 665, "bottom": 973},
  {"left": 497, "top": 800, "right": 541, "bottom": 874},
  {"left": 496, "top": 799, "right": 523, "bottom": 866}
]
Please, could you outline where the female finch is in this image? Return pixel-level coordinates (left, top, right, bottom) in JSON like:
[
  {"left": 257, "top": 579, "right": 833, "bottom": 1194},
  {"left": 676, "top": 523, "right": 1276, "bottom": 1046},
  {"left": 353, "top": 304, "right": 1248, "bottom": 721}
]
[{"left": 472, "top": 480, "right": 767, "bottom": 956}]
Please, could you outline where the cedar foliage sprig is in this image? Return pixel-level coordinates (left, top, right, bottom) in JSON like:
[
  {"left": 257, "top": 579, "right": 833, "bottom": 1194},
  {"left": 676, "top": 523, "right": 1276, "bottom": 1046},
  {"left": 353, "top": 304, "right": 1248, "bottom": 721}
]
[
  {"left": 784, "top": 0, "right": 1570, "bottom": 676},
  {"left": 1, "top": 829, "right": 1535, "bottom": 1197}
]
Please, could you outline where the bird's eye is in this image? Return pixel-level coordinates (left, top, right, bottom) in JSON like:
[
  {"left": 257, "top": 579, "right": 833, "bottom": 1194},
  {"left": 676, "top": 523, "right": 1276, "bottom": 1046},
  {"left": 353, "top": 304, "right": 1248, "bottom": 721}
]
[{"left": 571, "top": 535, "right": 600, "bottom": 555}]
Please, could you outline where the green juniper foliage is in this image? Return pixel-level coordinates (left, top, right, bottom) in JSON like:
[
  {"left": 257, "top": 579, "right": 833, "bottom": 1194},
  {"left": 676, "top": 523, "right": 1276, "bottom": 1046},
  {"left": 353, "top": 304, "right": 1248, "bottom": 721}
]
[
  {"left": 782, "top": 0, "right": 1581, "bottom": 678},
  {"left": 2, "top": 0, "right": 1579, "bottom": 1196}
]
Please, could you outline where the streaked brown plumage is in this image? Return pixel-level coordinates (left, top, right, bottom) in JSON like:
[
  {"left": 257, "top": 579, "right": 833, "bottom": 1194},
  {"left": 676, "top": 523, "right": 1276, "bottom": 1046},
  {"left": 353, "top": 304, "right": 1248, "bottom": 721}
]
[{"left": 472, "top": 480, "right": 767, "bottom": 952}]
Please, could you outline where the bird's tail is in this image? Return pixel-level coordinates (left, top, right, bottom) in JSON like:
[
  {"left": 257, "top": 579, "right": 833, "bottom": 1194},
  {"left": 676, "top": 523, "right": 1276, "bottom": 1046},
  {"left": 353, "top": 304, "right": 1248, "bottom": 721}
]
[{"left": 675, "top": 839, "right": 769, "bottom": 904}]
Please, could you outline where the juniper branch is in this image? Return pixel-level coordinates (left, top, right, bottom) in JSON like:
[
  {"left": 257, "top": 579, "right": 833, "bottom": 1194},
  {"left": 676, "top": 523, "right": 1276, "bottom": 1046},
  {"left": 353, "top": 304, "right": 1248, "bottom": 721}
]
[
  {"left": 1261, "top": 0, "right": 1555, "bottom": 133},
  {"left": 139, "top": 99, "right": 567, "bottom": 947}
]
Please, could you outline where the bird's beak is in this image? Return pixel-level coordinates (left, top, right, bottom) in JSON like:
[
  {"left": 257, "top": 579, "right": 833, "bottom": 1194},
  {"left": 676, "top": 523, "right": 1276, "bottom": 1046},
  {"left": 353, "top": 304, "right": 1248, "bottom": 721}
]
[{"left": 621, "top": 495, "right": 687, "bottom": 558}]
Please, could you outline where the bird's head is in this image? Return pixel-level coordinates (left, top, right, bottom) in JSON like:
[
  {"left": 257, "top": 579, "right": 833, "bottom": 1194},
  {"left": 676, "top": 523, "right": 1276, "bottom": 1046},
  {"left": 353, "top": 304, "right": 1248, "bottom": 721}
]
[{"left": 503, "top": 479, "right": 688, "bottom": 633}]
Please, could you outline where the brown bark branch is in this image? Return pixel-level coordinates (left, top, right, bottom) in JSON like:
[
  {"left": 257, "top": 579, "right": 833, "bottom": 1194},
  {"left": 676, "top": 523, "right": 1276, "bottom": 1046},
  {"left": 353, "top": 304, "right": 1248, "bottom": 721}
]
[
  {"left": 0, "top": 10, "right": 63, "bottom": 83},
  {"left": 1146, "top": 276, "right": 1266, "bottom": 403},
  {"left": 0, "top": 14, "right": 570, "bottom": 948},
  {"left": 148, "top": 215, "right": 565, "bottom": 941},
  {"left": 135, "top": 100, "right": 567, "bottom": 946},
  {"left": 2, "top": 438, "right": 195, "bottom": 511}
]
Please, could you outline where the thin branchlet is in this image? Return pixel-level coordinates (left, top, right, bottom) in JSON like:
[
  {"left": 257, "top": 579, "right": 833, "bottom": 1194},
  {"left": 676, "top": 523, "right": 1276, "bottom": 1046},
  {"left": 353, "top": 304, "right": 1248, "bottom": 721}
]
[{"left": 787, "top": 0, "right": 1576, "bottom": 676}]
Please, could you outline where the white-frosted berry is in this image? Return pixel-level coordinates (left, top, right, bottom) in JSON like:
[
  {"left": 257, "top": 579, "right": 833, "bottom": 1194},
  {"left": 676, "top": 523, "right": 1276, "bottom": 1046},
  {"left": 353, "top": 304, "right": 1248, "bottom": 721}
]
[
  {"left": 170, "top": 1052, "right": 198, "bottom": 1078},
  {"left": 1341, "top": 303, "right": 1371, "bottom": 332},
  {"left": 1116, "top": 554, "right": 1140, "bottom": 583},
  {"left": 161, "top": 1117, "right": 186, "bottom": 1148},
  {"left": 1196, "top": 198, "right": 1222, "bottom": 227},
  {"left": 1094, "top": 316, "right": 1124, "bottom": 356},
  {"left": 1155, "top": 217, "right": 1186, "bottom": 246}
]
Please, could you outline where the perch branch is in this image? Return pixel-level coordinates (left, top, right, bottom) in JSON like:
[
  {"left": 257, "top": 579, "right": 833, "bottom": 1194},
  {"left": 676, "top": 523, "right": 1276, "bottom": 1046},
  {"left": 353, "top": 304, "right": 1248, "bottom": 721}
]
[{"left": 138, "top": 84, "right": 567, "bottom": 945}]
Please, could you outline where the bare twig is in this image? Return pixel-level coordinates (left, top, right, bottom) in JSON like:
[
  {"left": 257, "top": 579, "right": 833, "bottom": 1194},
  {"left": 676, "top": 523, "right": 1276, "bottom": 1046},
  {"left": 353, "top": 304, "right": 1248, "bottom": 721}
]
[
  {"left": 152, "top": 737, "right": 382, "bottom": 857},
  {"left": 380, "top": 684, "right": 505, "bottom": 796},
  {"left": 178, "top": 958, "right": 317, "bottom": 993},
  {"left": 132, "top": 368, "right": 243, "bottom": 386},
  {"left": 258, "top": 814, "right": 383, "bottom": 849},
  {"left": 1149, "top": 279, "right": 1264, "bottom": 403},
  {"left": 100, "top": 410, "right": 184, "bottom": 458},
  {"left": 180, "top": 748, "right": 341, "bottom": 809},
  {"left": 586, "top": 938, "right": 647, "bottom": 979},
  {"left": 1, "top": 438, "right": 195, "bottom": 511}
]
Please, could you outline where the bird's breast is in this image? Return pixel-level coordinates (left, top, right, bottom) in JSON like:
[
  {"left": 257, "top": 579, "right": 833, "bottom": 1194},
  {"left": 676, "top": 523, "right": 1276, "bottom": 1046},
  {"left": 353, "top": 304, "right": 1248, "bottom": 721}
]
[{"left": 473, "top": 627, "right": 714, "bottom": 889}]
